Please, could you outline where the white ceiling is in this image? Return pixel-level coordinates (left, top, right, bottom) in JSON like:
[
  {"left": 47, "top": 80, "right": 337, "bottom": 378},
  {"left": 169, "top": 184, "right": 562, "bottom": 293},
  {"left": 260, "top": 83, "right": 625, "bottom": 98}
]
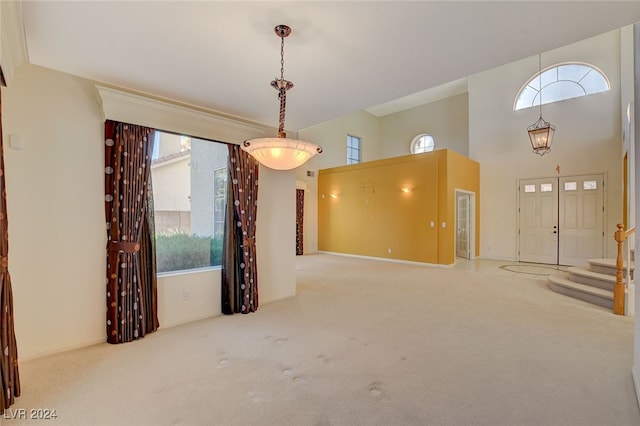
[{"left": 20, "top": 1, "right": 640, "bottom": 131}]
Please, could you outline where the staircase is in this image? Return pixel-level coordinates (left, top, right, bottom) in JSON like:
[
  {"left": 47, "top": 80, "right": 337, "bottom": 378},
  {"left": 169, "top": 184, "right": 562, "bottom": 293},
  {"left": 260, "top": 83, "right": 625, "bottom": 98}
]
[{"left": 548, "top": 258, "right": 633, "bottom": 310}]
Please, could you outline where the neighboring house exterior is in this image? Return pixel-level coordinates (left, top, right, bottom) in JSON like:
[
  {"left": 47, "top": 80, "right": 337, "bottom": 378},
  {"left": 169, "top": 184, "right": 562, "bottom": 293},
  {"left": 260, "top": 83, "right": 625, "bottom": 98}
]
[
  {"left": 151, "top": 132, "right": 228, "bottom": 238},
  {"left": 189, "top": 138, "right": 228, "bottom": 238},
  {"left": 151, "top": 134, "right": 192, "bottom": 234}
]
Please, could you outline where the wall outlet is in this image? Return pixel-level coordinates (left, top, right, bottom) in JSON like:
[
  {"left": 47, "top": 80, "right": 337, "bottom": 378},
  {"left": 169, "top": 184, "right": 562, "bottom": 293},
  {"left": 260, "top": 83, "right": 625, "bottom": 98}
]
[
  {"left": 387, "top": 248, "right": 392, "bottom": 254},
  {"left": 183, "top": 291, "right": 191, "bottom": 301}
]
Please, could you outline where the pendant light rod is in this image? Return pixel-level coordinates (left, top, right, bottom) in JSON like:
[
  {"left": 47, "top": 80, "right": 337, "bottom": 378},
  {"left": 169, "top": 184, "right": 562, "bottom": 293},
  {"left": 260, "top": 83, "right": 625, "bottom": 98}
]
[
  {"left": 271, "top": 25, "right": 293, "bottom": 137},
  {"left": 241, "top": 25, "right": 323, "bottom": 171},
  {"left": 538, "top": 53, "right": 542, "bottom": 116},
  {"left": 527, "top": 52, "right": 555, "bottom": 156}
]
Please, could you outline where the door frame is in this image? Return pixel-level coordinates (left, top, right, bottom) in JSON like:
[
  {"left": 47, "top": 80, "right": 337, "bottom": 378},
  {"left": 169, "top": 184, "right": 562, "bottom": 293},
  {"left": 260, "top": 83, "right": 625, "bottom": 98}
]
[
  {"left": 455, "top": 189, "right": 476, "bottom": 260},
  {"left": 516, "top": 173, "right": 607, "bottom": 265}
]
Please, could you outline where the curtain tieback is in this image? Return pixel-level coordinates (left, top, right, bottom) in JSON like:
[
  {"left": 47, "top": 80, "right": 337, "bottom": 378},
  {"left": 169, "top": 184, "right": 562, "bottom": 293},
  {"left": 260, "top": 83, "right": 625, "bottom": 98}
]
[
  {"left": 107, "top": 241, "right": 140, "bottom": 253},
  {"left": 242, "top": 236, "right": 256, "bottom": 248},
  {"left": 0, "top": 256, "right": 7, "bottom": 271}
]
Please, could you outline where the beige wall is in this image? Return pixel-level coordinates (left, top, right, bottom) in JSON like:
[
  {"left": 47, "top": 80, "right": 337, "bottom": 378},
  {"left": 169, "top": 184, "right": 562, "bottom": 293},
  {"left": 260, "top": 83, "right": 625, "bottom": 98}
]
[
  {"left": 379, "top": 92, "right": 469, "bottom": 158},
  {"left": 2, "top": 64, "right": 297, "bottom": 359},
  {"left": 469, "top": 29, "right": 623, "bottom": 261},
  {"left": 297, "top": 110, "right": 381, "bottom": 253},
  {"left": 4, "top": 65, "right": 106, "bottom": 358}
]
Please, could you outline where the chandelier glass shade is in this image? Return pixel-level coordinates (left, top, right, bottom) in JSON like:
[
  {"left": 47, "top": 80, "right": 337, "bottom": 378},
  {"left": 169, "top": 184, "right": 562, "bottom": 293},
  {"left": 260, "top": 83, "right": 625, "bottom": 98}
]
[
  {"left": 242, "top": 136, "right": 322, "bottom": 171},
  {"left": 242, "top": 25, "right": 322, "bottom": 170}
]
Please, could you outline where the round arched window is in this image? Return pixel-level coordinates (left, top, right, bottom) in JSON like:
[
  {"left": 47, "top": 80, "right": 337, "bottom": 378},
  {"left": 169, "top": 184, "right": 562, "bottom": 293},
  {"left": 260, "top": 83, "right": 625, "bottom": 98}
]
[{"left": 410, "top": 134, "right": 435, "bottom": 154}]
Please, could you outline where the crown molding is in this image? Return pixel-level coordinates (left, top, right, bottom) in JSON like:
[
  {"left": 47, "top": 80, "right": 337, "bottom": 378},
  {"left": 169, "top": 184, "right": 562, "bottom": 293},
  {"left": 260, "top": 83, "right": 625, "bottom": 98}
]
[
  {"left": 0, "top": 1, "right": 29, "bottom": 86},
  {"left": 95, "top": 85, "right": 272, "bottom": 144}
]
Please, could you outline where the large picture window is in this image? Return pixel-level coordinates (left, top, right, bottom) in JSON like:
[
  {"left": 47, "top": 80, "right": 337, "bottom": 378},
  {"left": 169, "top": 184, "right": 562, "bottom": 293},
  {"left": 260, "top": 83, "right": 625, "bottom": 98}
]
[{"left": 151, "top": 131, "right": 228, "bottom": 273}]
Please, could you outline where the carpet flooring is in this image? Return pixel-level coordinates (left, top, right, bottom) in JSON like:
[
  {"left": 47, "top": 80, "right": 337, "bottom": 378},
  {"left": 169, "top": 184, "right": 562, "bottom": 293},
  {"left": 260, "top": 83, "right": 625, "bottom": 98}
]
[{"left": 3, "top": 254, "right": 638, "bottom": 425}]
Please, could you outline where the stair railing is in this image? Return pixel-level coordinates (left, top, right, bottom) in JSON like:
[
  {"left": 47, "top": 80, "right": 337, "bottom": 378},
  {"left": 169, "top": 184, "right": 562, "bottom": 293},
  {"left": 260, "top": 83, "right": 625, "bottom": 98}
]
[{"left": 614, "top": 224, "right": 635, "bottom": 315}]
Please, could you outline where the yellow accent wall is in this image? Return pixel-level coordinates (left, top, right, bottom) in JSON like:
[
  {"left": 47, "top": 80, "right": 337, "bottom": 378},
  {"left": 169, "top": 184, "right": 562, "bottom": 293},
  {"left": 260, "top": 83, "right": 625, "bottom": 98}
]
[{"left": 318, "top": 149, "right": 479, "bottom": 265}]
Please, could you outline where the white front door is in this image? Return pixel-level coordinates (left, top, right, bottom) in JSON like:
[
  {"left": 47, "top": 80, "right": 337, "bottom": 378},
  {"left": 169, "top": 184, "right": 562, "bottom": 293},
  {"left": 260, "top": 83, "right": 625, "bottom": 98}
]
[
  {"left": 558, "top": 175, "right": 604, "bottom": 265},
  {"left": 456, "top": 193, "right": 471, "bottom": 259},
  {"left": 519, "top": 178, "right": 559, "bottom": 264},
  {"left": 518, "top": 175, "right": 604, "bottom": 266}
]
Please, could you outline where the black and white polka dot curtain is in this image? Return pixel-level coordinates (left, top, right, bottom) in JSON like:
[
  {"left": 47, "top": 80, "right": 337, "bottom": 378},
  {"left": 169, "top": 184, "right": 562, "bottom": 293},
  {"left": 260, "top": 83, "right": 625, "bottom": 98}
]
[
  {"left": 104, "top": 120, "right": 159, "bottom": 343},
  {"left": 221, "top": 145, "right": 259, "bottom": 314}
]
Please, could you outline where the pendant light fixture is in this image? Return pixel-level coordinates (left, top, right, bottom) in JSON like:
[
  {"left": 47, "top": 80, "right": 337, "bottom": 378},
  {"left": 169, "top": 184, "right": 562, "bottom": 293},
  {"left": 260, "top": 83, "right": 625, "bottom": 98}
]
[
  {"left": 527, "top": 54, "right": 555, "bottom": 156},
  {"left": 242, "top": 25, "right": 323, "bottom": 170}
]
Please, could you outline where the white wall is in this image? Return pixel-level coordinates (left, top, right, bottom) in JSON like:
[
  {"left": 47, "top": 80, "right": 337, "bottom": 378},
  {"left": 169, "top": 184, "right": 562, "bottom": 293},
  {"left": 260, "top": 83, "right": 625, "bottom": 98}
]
[
  {"left": 157, "top": 268, "right": 221, "bottom": 328},
  {"left": 379, "top": 92, "right": 469, "bottom": 158},
  {"left": 633, "top": 21, "right": 640, "bottom": 413},
  {"left": 469, "top": 29, "right": 623, "bottom": 260},
  {"left": 256, "top": 167, "right": 297, "bottom": 303},
  {"left": 3, "top": 64, "right": 297, "bottom": 359}
]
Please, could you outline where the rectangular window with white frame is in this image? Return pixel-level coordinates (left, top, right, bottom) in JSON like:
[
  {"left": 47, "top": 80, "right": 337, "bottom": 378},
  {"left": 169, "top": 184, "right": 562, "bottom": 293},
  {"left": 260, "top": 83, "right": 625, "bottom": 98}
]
[
  {"left": 347, "top": 134, "right": 361, "bottom": 165},
  {"left": 150, "top": 131, "right": 228, "bottom": 273}
]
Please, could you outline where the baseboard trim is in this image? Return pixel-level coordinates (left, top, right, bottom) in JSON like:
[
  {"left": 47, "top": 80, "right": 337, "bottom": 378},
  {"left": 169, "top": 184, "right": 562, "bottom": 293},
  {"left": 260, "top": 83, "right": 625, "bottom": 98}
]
[
  {"left": 161, "top": 312, "right": 221, "bottom": 330},
  {"left": 478, "top": 255, "right": 517, "bottom": 262},
  {"left": 20, "top": 337, "right": 106, "bottom": 362},
  {"left": 317, "top": 251, "right": 451, "bottom": 267},
  {"left": 260, "top": 292, "right": 297, "bottom": 306},
  {"left": 633, "top": 365, "right": 640, "bottom": 411}
]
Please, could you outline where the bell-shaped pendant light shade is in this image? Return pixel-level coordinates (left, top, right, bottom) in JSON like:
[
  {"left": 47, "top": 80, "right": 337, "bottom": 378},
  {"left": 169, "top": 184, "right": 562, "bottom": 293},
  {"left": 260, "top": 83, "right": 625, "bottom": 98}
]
[
  {"left": 242, "top": 25, "right": 322, "bottom": 170},
  {"left": 242, "top": 137, "right": 323, "bottom": 171}
]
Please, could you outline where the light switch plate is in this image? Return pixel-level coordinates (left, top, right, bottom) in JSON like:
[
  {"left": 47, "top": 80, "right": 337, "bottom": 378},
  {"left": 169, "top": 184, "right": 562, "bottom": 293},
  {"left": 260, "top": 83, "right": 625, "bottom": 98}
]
[{"left": 10, "top": 135, "right": 23, "bottom": 150}]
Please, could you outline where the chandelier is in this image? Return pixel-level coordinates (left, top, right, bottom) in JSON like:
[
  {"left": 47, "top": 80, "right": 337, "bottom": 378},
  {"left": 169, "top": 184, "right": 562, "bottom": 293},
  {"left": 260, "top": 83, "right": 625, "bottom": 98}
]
[
  {"left": 527, "top": 54, "right": 555, "bottom": 156},
  {"left": 242, "top": 25, "right": 323, "bottom": 170}
]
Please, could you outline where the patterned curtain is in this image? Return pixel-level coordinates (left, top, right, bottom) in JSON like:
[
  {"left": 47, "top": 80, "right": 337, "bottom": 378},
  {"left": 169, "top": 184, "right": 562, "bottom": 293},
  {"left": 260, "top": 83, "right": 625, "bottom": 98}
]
[
  {"left": 104, "top": 120, "right": 159, "bottom": 344},
  {"left": 296, "top": 189, "right": 304, "bottom": 255},
  {"left": 0, "top": 74, "right": 21, "bottom": 411},
  {"left": 221, "top": 145, "right": 259, "bottom": 314}
]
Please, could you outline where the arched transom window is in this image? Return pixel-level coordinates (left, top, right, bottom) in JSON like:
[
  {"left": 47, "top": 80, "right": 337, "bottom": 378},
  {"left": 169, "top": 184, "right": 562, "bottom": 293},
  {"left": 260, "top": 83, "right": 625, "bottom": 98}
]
[
  {"left": 514, "top": 62, "right": 610, "bottom": 110},
  {"left": 410, "top": 134, "right": 435, "bottom": 154}
]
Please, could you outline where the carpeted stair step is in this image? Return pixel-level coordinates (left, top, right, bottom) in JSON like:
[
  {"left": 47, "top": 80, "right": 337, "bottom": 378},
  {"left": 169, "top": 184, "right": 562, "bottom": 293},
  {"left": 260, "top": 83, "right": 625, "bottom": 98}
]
[
  {"left": 567, "top": 266, "right": 615, "bottom": 291},
  {"left": 588, "top": 258, "right": 633, "bottom": 278},
  {"left": 548, "top": 273, "right": 613, "bottom": 309}
]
